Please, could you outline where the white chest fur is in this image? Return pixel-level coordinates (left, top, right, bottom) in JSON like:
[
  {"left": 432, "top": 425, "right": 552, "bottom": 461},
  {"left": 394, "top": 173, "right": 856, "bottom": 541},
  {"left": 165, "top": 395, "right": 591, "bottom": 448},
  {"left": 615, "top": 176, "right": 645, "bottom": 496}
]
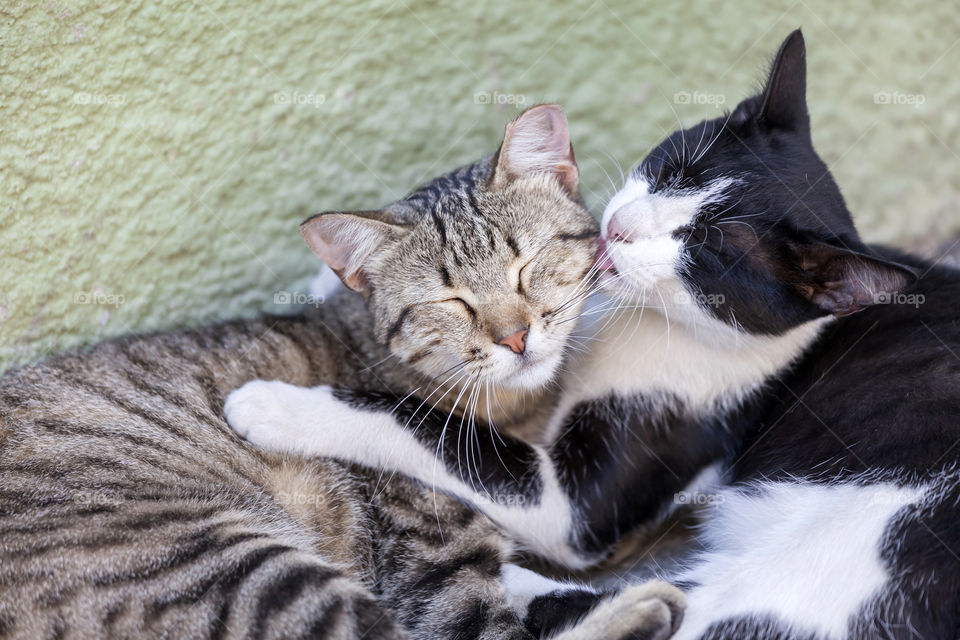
[
  {"left": 673, "top": 481, "right": 924, "bottom": 640},
  {"left": 554, "top": 296, "right": 829, "bottom": 430}
]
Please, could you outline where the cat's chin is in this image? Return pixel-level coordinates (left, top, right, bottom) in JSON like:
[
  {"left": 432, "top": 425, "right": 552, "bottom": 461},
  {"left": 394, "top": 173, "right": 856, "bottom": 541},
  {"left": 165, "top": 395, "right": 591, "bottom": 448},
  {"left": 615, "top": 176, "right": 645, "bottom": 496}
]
[{"left": 496, "top": 352, "right": 562, "bottom": 391}]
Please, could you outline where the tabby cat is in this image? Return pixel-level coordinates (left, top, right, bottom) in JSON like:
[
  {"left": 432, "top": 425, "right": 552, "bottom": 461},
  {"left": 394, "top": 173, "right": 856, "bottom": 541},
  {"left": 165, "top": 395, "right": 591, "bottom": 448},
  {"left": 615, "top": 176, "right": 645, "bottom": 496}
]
[
  {"left": 227, "top": 31, "right": 960, "bottom": 639},
  {"left": 0, "top": 105, "right": 684, "bottom": 639}
]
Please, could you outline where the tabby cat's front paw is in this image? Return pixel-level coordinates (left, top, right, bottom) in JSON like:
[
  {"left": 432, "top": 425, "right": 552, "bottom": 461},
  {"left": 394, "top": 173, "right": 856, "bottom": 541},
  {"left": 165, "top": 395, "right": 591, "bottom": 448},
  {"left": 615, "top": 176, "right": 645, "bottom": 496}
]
[{"left": 224, "top": 380, "right": 329, "bottom": 453}]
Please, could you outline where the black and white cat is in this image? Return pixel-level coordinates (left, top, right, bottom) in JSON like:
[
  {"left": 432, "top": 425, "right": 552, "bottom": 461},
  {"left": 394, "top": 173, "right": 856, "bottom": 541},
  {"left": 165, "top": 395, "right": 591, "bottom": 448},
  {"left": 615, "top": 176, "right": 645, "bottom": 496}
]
[{"left": 226, "top": 31, "right": 960, "bottom": 639}]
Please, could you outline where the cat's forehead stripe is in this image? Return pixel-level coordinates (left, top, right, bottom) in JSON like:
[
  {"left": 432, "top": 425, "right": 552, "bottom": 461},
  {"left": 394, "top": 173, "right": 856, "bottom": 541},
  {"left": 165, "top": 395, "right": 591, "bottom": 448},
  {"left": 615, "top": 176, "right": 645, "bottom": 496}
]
[{"left": 404, "top": 157, "right": 491, "bottom": 211}]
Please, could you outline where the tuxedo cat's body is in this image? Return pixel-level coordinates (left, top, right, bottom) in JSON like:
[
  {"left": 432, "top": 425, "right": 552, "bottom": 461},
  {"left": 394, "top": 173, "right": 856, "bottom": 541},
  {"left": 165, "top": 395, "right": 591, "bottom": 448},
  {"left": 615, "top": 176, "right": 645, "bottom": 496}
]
[
  {"left": 581, "top": 32, "right": 960, "bottom": 638},
  {"left": 227, "top": 31, "right": 960, "bottom": 639},
  {"left": 675, "top": 250, "right": 960, "bottom": 640},
  {"left": 583, "top": 31, "right": 960, "bottom": 638},
  {"left": 611, "top": 250, "right": 960, "bottom": 640}
]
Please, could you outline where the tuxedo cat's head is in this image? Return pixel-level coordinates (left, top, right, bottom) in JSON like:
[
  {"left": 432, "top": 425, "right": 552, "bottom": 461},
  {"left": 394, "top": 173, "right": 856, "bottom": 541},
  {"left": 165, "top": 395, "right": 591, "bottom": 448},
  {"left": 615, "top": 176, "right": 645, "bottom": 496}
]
[
  {"left": 600, "top": 30, "right": 916, "bottom": 337},
  {"left": 302, "top": 104, "right": 598, "bottom": 388}
]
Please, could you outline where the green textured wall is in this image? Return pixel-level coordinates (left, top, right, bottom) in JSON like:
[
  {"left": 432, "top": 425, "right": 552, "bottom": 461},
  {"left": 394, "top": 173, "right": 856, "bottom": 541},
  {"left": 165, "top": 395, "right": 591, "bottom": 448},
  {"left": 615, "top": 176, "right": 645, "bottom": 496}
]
[{"left": 3, "top": 0, "right": 959, "bottom": 371}]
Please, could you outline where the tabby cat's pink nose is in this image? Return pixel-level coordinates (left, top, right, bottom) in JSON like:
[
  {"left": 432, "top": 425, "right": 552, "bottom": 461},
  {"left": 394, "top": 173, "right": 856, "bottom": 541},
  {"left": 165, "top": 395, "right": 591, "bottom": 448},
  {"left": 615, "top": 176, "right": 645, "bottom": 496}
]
[
  {"left": 498, "top": 329, "right": 528, "bottom": 355},
  {"left": 606, "top": 213, "right": 632, "bottom": 243}
]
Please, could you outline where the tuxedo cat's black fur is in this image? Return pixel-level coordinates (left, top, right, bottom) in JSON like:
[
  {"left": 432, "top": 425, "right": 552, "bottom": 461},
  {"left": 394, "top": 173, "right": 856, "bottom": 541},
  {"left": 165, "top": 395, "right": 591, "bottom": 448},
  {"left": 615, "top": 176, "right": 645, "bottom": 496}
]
[
  {"left": 737, "top": 247, "right": 959, "bottom": 482},
  {"left": 644, "top": 40, "right": 916, "bottom": 335},
  {"left": 598, "top": 30, "right": 960, "bottom": 638},
  {"left": 726, "top": 251, "right": 960, "bottom": 639}
]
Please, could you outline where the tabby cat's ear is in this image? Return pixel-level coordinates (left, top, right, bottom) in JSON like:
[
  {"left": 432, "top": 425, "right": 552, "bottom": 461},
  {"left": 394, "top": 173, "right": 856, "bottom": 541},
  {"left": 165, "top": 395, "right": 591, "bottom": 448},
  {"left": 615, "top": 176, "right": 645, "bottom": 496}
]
[
  {"left": 493, "top": 103, "right": 579, "bottom": 196},
  {"left": 759, "top": 29, "right": 810, "bottom": 135},
  {"left": 791, "top": 242, "right": 918, "bottom": 316},
  {"left": 299, "top": 211, "right": 406, "bottom": 292}
]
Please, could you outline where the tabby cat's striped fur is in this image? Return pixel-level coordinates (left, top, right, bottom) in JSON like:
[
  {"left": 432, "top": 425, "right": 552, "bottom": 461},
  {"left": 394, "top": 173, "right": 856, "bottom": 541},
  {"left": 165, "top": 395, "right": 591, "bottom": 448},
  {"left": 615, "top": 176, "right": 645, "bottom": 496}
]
[
  {"left": 0, "top": 105, "right": 682, "bottom": 639},
  {"left": 0, "top": 308, "right": 508, "bottom": 638}
]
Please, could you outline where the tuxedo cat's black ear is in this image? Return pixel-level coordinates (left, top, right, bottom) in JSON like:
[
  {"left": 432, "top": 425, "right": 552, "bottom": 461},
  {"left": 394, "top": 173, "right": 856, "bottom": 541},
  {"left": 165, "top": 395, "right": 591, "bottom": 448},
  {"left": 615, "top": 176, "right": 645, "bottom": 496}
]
[
  {"left": 759, "top": 29, "right": 809, "bottom": 135},
  {"left": 300, "top": 211, "right": 407, "bottom": 292},
  {"left": 791, "top": 242, "right": 918, "bottom": 316},
  {"left": 493, "top": 103, "right": 579, "bottom": 196}
]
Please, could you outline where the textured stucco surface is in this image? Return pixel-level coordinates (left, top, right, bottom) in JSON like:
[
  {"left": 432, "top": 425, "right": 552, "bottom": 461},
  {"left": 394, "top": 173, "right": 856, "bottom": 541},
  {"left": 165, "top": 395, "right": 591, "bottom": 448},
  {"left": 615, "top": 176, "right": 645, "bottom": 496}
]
[{"left": 2, "top": 0, "right": 959, "bottom": 371}]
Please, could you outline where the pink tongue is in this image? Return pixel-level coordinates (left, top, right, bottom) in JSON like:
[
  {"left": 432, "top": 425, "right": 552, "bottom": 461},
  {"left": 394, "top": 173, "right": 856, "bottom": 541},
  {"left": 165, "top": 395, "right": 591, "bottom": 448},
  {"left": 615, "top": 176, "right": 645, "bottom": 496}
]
[{"left": 595, "top": 236, "right": 616, "bottom": 272}]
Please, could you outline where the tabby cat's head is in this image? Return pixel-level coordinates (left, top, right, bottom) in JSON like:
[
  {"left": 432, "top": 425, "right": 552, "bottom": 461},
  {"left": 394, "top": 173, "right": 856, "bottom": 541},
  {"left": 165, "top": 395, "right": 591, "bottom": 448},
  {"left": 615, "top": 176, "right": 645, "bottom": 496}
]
[
  {"left": 599, "top": 30, "right": 916, "bottom": 338},
  {"left": 302, "top": 105, "right": 598, "bottom": 389}
]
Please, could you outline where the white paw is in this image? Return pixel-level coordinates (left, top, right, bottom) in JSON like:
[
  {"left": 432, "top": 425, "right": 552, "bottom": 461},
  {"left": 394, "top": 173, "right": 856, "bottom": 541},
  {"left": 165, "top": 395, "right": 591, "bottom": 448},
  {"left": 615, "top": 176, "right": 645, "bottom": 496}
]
[
  {"left": 555, "top": 581, "right": 686, "bottom": 640},
  {"left": 224, "top": 380, "right": 333, "bottom": 453},
  {"left": 616, "top": 580, "right": 686, "bottom": 636}
]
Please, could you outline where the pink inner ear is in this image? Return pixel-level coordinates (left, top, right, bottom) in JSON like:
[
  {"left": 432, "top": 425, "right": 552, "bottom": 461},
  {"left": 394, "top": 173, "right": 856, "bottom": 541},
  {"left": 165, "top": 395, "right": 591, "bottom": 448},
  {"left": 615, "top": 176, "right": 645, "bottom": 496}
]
[
  {"left": 528, "top": 105, "right": 571, "bottom": 157},
  {"left": 501, "top": 104, "right": 578, "bottom": 192},
  {"left": 300, "top": 216, "right": 370, "bottom": 291},
  {"left": 300, "top": 213, "right": 400, "bottom": 293},
  {"left": 312, "top": 239, "right": 359, "bottom": 287},
  {"left": 301, "top": 219, "right": 350, "bottom": 273}
]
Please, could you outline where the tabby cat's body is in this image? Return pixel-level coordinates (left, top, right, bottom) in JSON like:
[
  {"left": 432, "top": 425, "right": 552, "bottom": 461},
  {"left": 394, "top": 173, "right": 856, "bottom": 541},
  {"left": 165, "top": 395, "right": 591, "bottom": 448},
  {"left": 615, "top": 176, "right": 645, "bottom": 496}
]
[
  {"left": 1, "top": 301, "right": 465, "bottom": 637},
  {"left": 0, "top": 105, "right": 684, "bottom": 639}
]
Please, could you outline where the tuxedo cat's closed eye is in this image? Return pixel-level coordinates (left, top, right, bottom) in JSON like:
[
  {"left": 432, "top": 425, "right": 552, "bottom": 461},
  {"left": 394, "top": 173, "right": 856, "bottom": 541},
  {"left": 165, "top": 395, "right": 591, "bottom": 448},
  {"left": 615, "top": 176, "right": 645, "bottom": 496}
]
[{"left": 600, "top": 31, "right": 912, "bottom": 336}]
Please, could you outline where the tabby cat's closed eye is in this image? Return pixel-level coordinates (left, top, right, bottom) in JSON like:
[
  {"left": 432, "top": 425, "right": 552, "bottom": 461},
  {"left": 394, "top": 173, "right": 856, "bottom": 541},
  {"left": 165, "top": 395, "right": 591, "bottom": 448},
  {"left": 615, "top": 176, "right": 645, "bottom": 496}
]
[
  {"left": 300, "top": 104, "right": 598, "bottom": 389},
  {"left": 442, "top": 297, "right": 477, "bottom": 320}
]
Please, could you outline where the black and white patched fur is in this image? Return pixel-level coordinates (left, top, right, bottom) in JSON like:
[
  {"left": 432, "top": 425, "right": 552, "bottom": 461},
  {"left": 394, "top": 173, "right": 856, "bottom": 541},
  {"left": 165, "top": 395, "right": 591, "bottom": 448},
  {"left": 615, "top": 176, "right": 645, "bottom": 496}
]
[{"left": 226, "top": 31, "right": 960, "bottom": 640}]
